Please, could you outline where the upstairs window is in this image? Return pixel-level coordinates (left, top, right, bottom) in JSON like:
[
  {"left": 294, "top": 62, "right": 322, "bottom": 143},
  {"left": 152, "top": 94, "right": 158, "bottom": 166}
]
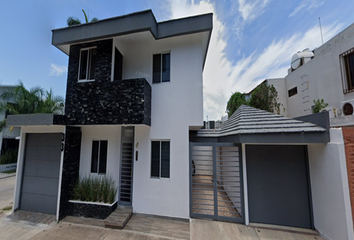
[
  {"left": 341, "top": 48, "right": 354, "bottom": 93},
  {"left": 151, "top": 140, "right": 170, "bottom": 178},
  {"left": 288, "top": 87, "right": 298, "bottom": 97},
  {"left": 91, "top": 140, "right": 108, "bottom": 174},
  {"left": 153, "top": 53, "right": 170, "bottom": 83},
  {"left": 79, "top": 47, "right": 97, "bottom": 81}
]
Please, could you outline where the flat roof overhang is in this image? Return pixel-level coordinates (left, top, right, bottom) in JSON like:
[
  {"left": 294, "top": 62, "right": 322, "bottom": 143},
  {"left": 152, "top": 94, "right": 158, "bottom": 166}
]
[
  {"left": 52, "top": 10, "right": 213, "bottom": 67},
  {"left": 190, "top": 131, "right": 330, "bottom": 144},
  {"left": 7, "top": 114, "right": 66, "bottom": 126}
]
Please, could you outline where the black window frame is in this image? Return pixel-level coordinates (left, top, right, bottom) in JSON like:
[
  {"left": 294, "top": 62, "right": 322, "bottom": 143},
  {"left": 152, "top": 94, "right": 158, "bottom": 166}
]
[
  {"left": 91, "top": 140, "right": 108, "bottom": 174},
  {"left": 153, "top": 53, "right": 170, "bottom": 84},
  {"left": 340, "top": 48, "right": 354, "bottom": 93},
  {"left": 288, "top": 87, "right": 298, "bottom": 97},
  {"left": 150, "top": 140, "right": 170, "bottom": 179},
  {"left": 78, "top": 47, "right": 97, "bottom": 82}
]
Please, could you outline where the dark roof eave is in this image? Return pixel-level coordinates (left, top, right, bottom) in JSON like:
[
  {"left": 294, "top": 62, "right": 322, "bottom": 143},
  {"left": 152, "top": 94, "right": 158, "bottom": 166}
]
[
  {"left": 7, "top": 114, "right": 67, "bottom": 126},
  {"left": 193, "top": 131, "right": 330, "bottom": 144},
  {"left": 52, "top": 10, "right": 213, "bottom": 50}
]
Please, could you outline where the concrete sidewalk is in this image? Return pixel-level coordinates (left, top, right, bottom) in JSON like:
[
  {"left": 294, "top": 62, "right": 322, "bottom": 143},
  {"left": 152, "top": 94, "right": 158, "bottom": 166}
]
[
  {"left": 0, "top": 176, "right": 15, "bottom": 211},
  {"left": 0, "top": 213, "right": 327, "bottom": 240}
]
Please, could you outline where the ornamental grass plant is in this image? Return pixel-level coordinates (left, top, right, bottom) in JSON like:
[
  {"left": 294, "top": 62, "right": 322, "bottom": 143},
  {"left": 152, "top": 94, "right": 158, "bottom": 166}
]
[{"left": 73, "top": 175, "right": 117, "bottom": 204}]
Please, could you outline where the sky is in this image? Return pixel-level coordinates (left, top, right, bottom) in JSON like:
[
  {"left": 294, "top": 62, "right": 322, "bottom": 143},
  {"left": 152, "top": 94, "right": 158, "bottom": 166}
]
[{"left": 1, "top": 0, "right": 354, "bottom": 120}]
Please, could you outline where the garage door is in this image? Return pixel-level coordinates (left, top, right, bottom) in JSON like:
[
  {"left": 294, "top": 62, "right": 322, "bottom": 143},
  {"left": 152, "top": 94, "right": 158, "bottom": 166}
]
[
  {"left": 20, "top": 133, "right": 62, "bottom": 215},
  {"left": 246, "top": 145, "right": 312, "bottom": 229}
]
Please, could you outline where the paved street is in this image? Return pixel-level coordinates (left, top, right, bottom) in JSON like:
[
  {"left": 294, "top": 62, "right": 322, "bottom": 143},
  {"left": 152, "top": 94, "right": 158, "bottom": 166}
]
[{"left": 0, "top": 176, "right": 15, "bottom": 211}]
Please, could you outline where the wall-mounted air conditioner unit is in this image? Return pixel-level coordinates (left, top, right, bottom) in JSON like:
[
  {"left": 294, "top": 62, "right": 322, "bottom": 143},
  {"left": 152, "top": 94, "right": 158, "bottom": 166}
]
[
  {"left": 340, "top": 99, "right": 354, "bottom": 116},
  {"left": 320, "top": 106, "right": 335, "bottom": 118}
]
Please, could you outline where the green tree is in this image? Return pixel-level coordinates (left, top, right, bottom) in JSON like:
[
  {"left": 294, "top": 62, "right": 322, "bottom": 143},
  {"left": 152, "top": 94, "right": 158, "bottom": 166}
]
[
  {"left": 226, "top": 83, "right": 283, "bottom": 117},
  {"left": 248, "top": 83, "right": 282, "bottom": 114},
  {"left": 67, "top": 9, "right": 98, "bottom": 26},
  {"left": 0, "top": 82, "right": 64, "bottom": 131},
  {"left": 226, "top": 92, "right": 248, "bottom": 117},
  {"left": 312, "top": 99, "right": 328, "bottom": 113}
]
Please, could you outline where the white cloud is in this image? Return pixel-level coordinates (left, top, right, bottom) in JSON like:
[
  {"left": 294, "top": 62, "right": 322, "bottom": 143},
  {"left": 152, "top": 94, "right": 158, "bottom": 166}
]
[
  {"left": 49, "top": 63, "right": 67, "bottom": 77},
  {"left": 238, "top": 0, "right": 270, "bottom": 22},
  {"left": 166, "top": 0, "right": 342, "bottom": 120},
  {"left": 289, "top": 0, "right": 325, "bottom": 18},
  {"left": 233, "top": 0, "right": 271, "bottom": 41}
]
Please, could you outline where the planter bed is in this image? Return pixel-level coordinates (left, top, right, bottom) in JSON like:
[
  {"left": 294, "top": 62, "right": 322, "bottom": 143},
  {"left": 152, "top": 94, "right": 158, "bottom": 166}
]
[{"left": 68, "top": 200, "right": 118, "bottom": 219}]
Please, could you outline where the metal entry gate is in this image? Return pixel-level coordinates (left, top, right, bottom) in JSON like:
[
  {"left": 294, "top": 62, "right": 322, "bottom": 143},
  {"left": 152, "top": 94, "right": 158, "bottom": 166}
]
[{"left": 190, "top": 143, "right": 244, "bottom": 223}]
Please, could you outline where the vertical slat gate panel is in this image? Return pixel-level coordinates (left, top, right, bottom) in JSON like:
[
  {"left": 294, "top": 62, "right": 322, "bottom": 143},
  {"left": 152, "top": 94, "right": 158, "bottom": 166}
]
[{"left": 190, "top": 142, "right": 244, "bottom": 223}]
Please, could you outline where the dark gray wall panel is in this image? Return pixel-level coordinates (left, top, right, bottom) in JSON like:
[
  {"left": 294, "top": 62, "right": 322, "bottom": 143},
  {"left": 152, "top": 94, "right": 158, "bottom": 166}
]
[
  {"left": 20, "top": 133, "right": 62, "bottom": 215},
  {"left": 20, "top": 193, "right": 57, "bottom": 215},
  {"left": 25, "top": 147, "right": 61, "bottom": 162},
  {"left": 23, "top": 160, "right": 60, "bottom": 178},
  {"left": 246, "top": 145, "right": 312, "bottom": 229},
  {"left": 21, "top": 177, "right": 59, "bottom": 196}
]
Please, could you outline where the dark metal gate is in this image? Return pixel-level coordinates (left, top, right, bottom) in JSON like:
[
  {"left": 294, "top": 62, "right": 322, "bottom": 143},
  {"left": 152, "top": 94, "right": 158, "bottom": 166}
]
[{"left": 190, "top": 142, "right": 244, "bottom": 223}]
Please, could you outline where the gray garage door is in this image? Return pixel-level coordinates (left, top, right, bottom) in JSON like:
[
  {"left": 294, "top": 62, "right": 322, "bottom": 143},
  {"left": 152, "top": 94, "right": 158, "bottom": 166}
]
[
  {"left": 20, "top": 133, "right": 62, "bottom": 215},
  {"left": 246, "top": 145, "right": 312, "bottom": 229}
]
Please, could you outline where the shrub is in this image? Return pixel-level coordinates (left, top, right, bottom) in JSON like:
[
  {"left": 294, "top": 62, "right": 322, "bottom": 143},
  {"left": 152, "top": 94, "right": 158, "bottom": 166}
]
[
  {"left": 312, "top": 99, "right": 329, "bottom": 113},
  {"left": 0, "top": 149, "right": 18, "bottom": 165},
  {"left": 72, "top": 175, "right": 117, "bottom": 204}
]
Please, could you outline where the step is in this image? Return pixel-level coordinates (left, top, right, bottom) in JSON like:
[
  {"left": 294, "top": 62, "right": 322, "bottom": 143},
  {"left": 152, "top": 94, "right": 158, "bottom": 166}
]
[{"left": 104, "top": 206, "right": 133, "bottom": 229}]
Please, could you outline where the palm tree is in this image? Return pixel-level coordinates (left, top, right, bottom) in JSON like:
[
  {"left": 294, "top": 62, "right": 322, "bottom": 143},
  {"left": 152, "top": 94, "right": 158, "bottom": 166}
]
[
  {"left": 67, "top": 9, "right": 98, "bottom": 26},
  {"left": 0, "top": 82, "right": 64, "bottom": 131}
]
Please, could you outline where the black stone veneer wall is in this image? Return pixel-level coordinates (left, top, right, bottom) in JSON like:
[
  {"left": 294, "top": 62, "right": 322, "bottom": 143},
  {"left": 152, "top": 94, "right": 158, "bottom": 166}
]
[
  {"left": 68, "top": 201, "right": 118, "bottom": 219},
  {"left": 65, "top": 39, "right": 151, "bottom": 125},
  {"left": 59, "top": 126, "right": 82, "bottom": 220}
]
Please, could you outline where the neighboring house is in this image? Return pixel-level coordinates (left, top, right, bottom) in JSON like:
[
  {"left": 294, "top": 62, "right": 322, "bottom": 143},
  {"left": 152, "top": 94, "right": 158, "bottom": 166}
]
[
  {"left": 0, "top": 86, "right": 20, "bottom": 161},
  {"left": 7, "top": 10, "right": 353, "bottom": 240}
]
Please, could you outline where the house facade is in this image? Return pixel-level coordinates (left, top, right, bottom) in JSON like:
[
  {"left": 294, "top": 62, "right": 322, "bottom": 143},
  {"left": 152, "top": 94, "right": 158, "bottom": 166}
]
[{"left": 10, "top": 10, "right": 212, "bottom": 220}]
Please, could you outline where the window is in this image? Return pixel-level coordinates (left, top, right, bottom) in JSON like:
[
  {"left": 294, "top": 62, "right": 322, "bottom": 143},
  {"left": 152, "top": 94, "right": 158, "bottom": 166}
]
[
  {"left": 79, "top": 47, "right": 97, "bottom": 81},
  {"left": 91, "top": 140, "right": 108, "bottom": 174},
  {"left": 151, "top": 140, "right": 170, "bottom": 178},
  {"left": 288, "top": 87, "right": 298, "bottom": 97},
  {"left": 341, "top": 49, "right": 354, "bottom": 93},
  {"left": 153, "top": 53, "right": 170, "bottom": 83}
]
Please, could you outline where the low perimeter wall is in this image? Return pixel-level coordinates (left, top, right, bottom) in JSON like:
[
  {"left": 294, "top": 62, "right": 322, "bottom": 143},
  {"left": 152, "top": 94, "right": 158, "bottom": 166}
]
[{"left": 308, "top": 128, "right": 354, "bottom": 240}]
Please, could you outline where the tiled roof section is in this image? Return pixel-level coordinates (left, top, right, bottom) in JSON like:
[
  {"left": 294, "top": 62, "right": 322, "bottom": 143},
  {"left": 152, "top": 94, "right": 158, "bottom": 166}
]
[{"left": 197, "top": 105, "right": 326, "bottom": 137}]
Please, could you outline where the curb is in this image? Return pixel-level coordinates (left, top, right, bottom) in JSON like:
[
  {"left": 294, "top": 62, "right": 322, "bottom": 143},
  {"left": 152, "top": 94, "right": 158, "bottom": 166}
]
[{"left": 0, "top": 174, "right": 16, "bottom": 180}]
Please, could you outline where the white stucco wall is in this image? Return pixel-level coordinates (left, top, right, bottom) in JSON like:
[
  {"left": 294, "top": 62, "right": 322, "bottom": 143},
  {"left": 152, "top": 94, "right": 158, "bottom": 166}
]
[
  {"left": 308, "top": 128, "right": 354, "bottom": 240},
  {"left": 113, "top": 32, "right": 204, "bottom": 127},
  {"left": 267, "top": 78, "right": 288, "bottom": 116},
  {"left": 285, "top": 22, "right": 354, "bottom": 118},
  {"left": 79, "top": 126, "right": 122, "bottom": 191}
]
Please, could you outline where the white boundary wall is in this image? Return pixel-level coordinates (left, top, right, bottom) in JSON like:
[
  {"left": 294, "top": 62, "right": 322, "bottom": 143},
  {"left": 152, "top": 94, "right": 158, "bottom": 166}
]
[{"left": 308, "top": 128, "right": 354, "bottom": 240}]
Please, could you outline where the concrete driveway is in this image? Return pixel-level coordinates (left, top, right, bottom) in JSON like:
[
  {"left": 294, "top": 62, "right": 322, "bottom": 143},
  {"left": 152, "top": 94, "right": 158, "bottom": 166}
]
[{"left": 191, "top": 219, "right": 324, "bottom": 240}]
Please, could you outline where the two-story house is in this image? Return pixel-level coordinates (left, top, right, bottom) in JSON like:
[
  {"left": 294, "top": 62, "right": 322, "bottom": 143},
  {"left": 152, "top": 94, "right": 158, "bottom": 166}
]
[{"left": 8, "top": 10, "right": 212, "bottom": 221}]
